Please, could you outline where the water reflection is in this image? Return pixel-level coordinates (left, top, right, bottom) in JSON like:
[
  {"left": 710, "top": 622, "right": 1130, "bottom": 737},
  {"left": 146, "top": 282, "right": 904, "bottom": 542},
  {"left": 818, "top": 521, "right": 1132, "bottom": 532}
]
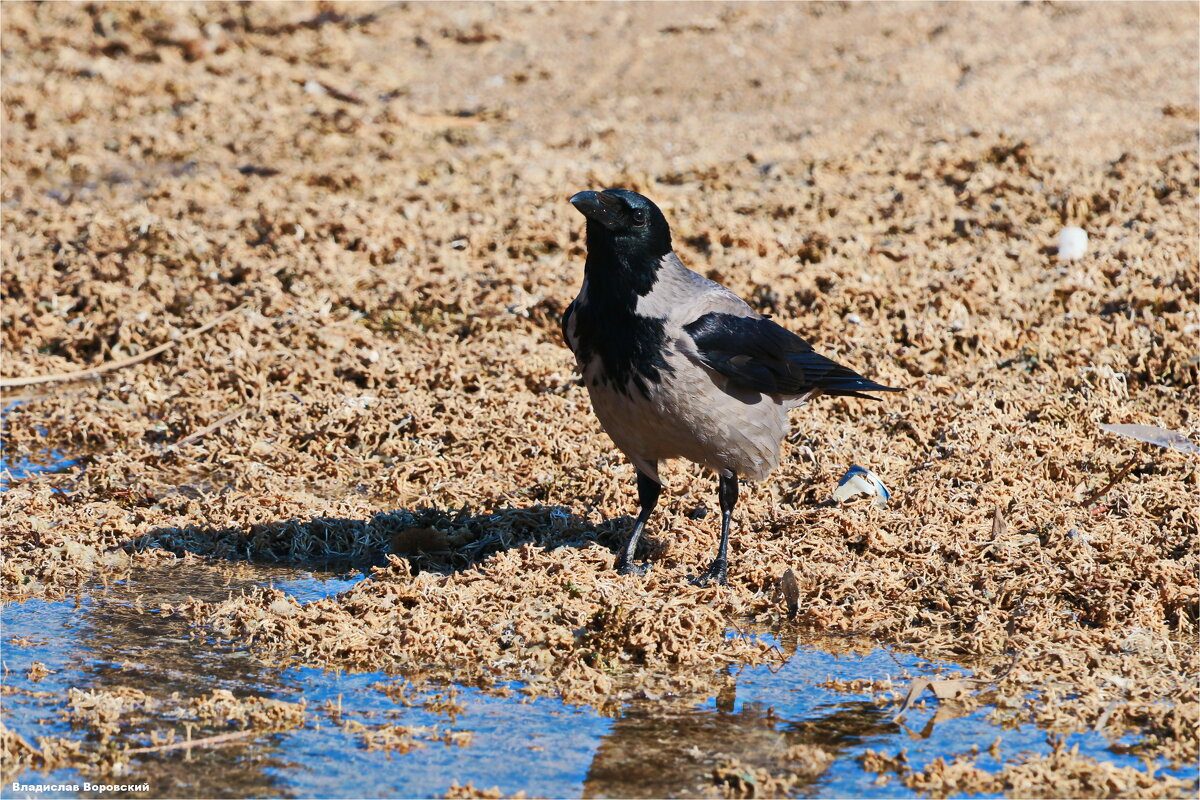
[
  {"left": 581, "top": 631, "right": 907, "bottom": 799},
  {"left": 0, "top": 450, "right": 78, "bottom": 489},
  {"left": 583, "top": 690, "right": 897, "bottom": 798},
  {"left": 4, "top": 561, "right": 1186, "bottom": 799},
  {"left": 6, "top": 563, "right": 357, "bottom": 797}
]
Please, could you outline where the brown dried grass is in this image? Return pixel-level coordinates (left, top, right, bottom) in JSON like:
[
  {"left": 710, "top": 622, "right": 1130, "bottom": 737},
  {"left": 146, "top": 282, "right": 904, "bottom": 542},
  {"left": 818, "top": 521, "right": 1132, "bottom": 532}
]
[{"left": 2, "top": 1, "right": 1197, "bottom": 793}]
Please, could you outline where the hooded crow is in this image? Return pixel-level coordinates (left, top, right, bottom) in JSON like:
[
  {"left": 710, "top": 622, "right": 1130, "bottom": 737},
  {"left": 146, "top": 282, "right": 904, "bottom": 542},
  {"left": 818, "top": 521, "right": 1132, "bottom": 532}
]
[{"left": 563, "top": 188, "right": 901, "bottom": 586}]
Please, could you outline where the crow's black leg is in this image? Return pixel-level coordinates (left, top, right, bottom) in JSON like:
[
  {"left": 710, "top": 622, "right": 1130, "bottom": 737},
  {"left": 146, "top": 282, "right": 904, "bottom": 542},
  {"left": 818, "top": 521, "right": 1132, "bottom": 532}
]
[
  {"left": 695, "top": 471, "right": 737, "bottom": 586},
  {"left": 616, "top": 465, "right": 660, "bottom": 576}
]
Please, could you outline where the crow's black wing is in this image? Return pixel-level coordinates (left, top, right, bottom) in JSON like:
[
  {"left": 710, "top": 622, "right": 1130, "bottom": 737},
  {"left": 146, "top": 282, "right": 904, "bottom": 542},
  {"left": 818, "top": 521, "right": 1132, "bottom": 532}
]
[
  {"left": 561, "top": 299, "right": 576, "bottom": 350},
  {"left": 684, "top": 312, "right": 901, "bottom": 400}
]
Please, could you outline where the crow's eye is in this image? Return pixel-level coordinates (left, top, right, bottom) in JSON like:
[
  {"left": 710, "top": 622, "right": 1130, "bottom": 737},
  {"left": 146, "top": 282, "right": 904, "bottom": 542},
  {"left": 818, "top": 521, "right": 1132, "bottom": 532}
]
[{"left": 631, "top": 208, "right": 648, "bottom": 227}]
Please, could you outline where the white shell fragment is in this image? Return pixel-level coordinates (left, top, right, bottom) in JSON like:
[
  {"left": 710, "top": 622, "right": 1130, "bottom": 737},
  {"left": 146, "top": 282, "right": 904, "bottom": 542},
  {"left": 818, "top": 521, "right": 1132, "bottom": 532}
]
[
  {"left": 1099, "top": 424, "right": 1200, "bottom": 455},
  {"left": 1057, "top": 227, "right": 1088, "bottom": 261},
  {"left": 832, "top": 465, "right": 891, "bottom": 509}
]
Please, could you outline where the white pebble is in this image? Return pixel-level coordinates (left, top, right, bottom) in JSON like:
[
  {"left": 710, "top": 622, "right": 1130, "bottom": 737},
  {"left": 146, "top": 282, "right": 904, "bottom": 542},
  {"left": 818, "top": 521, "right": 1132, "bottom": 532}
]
[{"left": 1057, "top": 227, "right": 1088, "bottom": 261}]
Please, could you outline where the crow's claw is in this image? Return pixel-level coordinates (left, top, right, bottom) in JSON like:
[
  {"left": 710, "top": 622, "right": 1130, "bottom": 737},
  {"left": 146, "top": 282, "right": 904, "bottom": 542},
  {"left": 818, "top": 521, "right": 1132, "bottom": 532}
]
[
  {"left": 690, "top": 559, "right": 728, "bottom": 587},
  {"left": 616, "top": 559, "right": 651, "bottom": 577}
]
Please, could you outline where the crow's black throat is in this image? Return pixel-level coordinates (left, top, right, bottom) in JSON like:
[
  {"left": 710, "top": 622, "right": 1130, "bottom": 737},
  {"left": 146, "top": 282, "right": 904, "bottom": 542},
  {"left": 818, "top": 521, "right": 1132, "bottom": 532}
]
[{"left": 571, "top": 242, "right": 674, "bottom": 399}]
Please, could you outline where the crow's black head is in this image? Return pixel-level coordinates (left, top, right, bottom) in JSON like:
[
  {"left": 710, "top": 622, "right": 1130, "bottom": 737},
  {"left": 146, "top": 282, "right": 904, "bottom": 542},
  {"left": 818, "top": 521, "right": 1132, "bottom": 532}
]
[
  {"left": 567, "top": 189, "right": 676, "bottom": 392},
  {"left": 570, "top": 189, "right": 673, "bottom": 279}
]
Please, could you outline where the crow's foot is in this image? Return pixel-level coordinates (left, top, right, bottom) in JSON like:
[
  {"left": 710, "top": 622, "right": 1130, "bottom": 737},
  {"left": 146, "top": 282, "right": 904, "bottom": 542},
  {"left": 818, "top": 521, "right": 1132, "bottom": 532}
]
[
  {"left": 690, "top": 558, "right": 728, "bottom": 587},
  {"left": 616, "top": 559, "right": 651, "bottom": 577}
]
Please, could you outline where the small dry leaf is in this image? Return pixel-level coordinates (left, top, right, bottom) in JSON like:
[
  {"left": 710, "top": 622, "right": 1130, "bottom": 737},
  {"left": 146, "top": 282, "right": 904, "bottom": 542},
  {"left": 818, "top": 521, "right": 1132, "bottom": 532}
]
[
  {"left": 1099, "top": 424, "right": 1200, "bottom": 455},
  {"left": 929, "top": 679, "right": 970, "bottom": 701},
  {"left": 991, "top": 506, "right": 1007, "bottom": 540},
  {"left": 893, "top": 677, "right": 930, "bottom": 719},
  {"left": 893, "top": 677, "right": 972, "bottom": 720}
]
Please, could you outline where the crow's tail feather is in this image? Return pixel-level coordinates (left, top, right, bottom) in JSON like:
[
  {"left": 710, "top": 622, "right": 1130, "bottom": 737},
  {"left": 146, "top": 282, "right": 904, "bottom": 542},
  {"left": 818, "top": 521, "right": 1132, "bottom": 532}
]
[{"left": 818, "top": 377, "right": 904, "bottom": 401}]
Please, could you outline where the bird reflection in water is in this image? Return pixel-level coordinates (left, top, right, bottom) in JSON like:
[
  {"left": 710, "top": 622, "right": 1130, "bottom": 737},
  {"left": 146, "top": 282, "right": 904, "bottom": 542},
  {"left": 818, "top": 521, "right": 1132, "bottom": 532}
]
[{"left": 582, "top": 630, "right": 906, "bottom": 798}]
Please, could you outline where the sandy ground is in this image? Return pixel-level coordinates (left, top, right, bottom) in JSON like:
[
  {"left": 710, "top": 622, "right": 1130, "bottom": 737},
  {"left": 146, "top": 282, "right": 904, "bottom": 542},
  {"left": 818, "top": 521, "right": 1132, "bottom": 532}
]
[{"left": 2, "top": 2, "right": 1198, "bottom": 796}]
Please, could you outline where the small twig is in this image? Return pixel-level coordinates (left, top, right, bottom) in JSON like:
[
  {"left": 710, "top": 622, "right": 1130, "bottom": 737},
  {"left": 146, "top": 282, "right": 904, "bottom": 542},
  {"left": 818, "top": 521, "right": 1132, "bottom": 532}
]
[
  {"left": 1080, "top": 454, "right": 1139, "bottom": 508},
  {"left": 168, "top": 405, "right": 252, "bottom": 451},
  {"left": 968, "top": 650, "right": 1021, "bottom": 685},
  {"left": 319, "top": 81, "right": 364, "bottom": 105},
  {"left": 0, "top": 304, "right": 246, "bottom": 389},
  {"left": 124, "top": 727, "right": 268, "bottom": 755}
]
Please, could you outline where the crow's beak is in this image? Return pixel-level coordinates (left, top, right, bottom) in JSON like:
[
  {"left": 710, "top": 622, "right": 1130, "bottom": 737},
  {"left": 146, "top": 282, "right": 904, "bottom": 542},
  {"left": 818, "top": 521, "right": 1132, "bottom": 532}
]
[{"left": 570, "top": 190, "right": 626, "bottom": 230}]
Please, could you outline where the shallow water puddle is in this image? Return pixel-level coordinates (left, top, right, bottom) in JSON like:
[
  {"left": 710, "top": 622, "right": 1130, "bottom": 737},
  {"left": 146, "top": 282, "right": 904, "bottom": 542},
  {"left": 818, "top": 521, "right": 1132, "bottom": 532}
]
[
  {"left": 0, "top": 442, "right": 78, "bottom": 491},
  {"left": 1, "top": 562, "right": 1184, "bottom": 798},
  {"left": 1, "top": 401, "right": 81, "bottom": 490},
  {"left": 0, "top": 451, "right": 78, "bottom": 488}
]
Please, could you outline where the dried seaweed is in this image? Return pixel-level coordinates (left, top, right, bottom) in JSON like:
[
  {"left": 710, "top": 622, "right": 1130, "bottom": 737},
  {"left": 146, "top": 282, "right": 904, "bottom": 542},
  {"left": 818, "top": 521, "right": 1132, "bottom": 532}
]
[{"left": 2, "top": 1, "right": 1197, "bottom": 793}]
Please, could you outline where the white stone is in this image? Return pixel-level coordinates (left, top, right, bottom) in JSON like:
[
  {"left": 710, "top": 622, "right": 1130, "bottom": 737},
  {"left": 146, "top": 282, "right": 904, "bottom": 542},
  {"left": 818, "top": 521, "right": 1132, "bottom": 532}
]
[{"left": 1058, "top": 227, "right": 1088, "bottom": 261}]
